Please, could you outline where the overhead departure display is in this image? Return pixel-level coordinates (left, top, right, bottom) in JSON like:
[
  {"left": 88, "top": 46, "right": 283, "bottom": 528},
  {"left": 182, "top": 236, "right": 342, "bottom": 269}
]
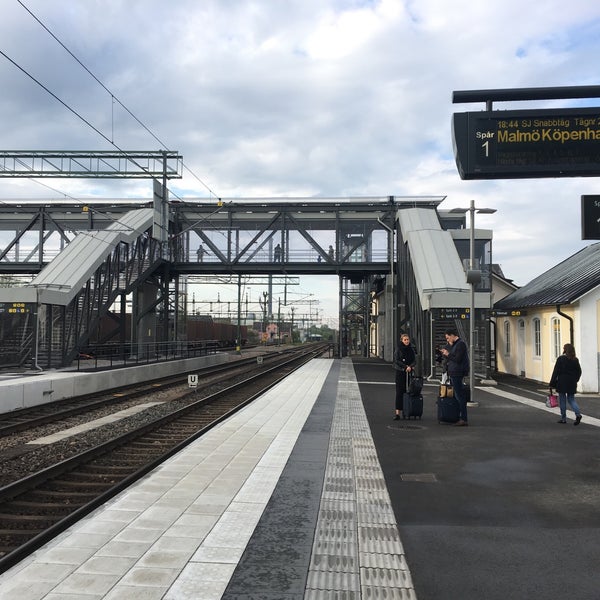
[{"left": 452, "top": 107, "right": 600, "bottom": 179}]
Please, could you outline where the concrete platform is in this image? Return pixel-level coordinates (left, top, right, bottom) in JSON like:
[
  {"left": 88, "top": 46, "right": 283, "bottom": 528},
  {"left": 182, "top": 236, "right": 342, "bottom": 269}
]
[
  {"left": 1, "top": 357, "right": 599, "bottom": 599},
  {"left": 0, "top": 353, "right": 229, "bottom": 413},
  {"left": 0, "top": 344, "right": 296, "bottom": 413}
]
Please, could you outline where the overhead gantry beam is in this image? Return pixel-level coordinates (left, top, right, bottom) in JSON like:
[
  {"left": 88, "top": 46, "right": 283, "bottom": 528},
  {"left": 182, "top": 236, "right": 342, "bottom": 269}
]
[{"left": 0, "top": 150, "right": 183, "bottom": 179}]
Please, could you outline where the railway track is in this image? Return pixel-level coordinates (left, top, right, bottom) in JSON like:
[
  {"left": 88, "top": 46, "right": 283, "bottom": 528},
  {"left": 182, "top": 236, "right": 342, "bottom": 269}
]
[
  {"left": 0, "top": 344, "right": 329, "bottom": 573},
  {"left": 0, "top": 345, "right": 330, "bottom": 485}
]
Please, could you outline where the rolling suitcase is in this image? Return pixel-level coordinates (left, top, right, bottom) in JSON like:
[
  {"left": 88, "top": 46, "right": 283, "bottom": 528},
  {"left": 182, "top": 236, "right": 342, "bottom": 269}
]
[
  {"left": 437, "top": 394, "right": 460, "bottom": 423},
  {"left": 403, "top": 372, "right": 423, "bottom": 420}
]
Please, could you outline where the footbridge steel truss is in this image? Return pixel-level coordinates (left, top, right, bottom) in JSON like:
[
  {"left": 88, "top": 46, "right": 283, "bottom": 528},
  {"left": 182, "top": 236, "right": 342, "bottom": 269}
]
[{"left": 0, "top": 196, "right": 445, "bottom": 368}]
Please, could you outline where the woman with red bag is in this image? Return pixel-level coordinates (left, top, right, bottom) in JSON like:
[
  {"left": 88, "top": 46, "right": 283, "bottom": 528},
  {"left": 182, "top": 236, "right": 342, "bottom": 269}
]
[{"left": 549, "top": 343, "right": 583, "bottom": 425}]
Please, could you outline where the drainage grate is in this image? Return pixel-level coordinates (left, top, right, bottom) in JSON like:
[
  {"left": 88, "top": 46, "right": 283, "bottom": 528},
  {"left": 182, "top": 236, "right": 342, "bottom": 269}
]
[{"left": 400, "top": 473, "right": 437, "bottom": 482}]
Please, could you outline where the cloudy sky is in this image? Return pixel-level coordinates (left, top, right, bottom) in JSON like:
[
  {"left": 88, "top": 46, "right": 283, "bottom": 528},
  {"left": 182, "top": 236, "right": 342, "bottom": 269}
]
[{"left": 2, "top": 0, "right": 600, "bottom": 325}]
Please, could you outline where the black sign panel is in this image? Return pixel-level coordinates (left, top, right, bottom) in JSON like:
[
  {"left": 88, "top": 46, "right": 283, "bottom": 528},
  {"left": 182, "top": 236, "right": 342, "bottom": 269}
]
[
  {"left": 490, "top": 309, "right": 527, "bottom": 317},
  {"left": 453, "top": 107, "right": 600, "bottom": 179},
  {"left": 432, "top": 308, "right": 470, "bottom": 320},
  {"left": 581, "top": 195, "right": 600, "bottom": 240},
  {"left": 0, "top": 302, "right": 33, "bottom": 314}
]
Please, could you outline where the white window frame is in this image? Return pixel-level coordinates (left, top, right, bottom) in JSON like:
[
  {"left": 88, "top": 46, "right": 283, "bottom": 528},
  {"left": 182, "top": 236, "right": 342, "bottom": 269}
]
[
  {"left": 503, "top": 320, "right": 511, "bottom": 356},
  {"left": 533, "top": 318, "right": 541, "bottom": 358},
  {"left": 551, "top": 317, "right": 561, "bottom": 361}
]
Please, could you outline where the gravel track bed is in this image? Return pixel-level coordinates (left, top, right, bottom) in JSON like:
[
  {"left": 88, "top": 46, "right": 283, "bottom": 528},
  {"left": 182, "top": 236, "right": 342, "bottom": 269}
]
[
  {"left": 0, "top": 379, "right": 229, "bottom": 487},
  {"left": 0, "top": 348, "right": 313, "bottom": 487}
]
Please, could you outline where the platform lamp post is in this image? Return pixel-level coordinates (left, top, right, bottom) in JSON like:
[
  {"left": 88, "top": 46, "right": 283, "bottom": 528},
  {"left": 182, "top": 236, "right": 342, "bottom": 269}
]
[
  {"left": 236, "top": 275, "right": 242, "bottom": 355},
  {"left": 451, "top": 201, "right": 496, "bottom": 404},
  {"left": 260, "top": 291, "right": 269, "bottom": 345},
  {"left": 289, "top": 306, "right": 296, "bottom": 344},
  {"left": 377, "top": 217, "right": 395, "bottom": 361},
  {"left": 33, "top": 285, "right": 42, "bottom": 371}
]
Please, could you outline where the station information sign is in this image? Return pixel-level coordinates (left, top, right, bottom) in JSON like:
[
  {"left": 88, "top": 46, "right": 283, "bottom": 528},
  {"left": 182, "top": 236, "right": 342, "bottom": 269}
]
[
  {"left": 432, "top": 308, "right": 470, "bottom": 320},
  {"left": 490, "top": 309, "right": 526, "bottom": 317},
  {"left": 452, "top": 107, "right": 600, "bottom": 179},
  {"left": 0, "top": 302, "right": 33, "bottom": 314}
]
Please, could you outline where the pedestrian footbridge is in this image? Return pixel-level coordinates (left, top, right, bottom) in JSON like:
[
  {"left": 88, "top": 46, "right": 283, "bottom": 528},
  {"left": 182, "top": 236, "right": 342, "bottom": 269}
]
[{"left": 0, "top": 197, "right": 493, "bottom": 374}]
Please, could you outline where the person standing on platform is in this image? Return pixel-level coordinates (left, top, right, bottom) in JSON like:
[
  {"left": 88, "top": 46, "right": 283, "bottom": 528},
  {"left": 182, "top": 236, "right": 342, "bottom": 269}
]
[
  {"left": 441, "top": 328, "right": 469, "bottom": 426},
  {"left": 435, "top": 343, "right": 451, "bottom": 380},
  {"left": 393, "top": 333, "right": 416, "bottom": 420},
  {"left": 274, "top": 243, "right": 282, "bottom": 262},
  {"left": 550, "top": 343, "right": 583, "bottom": 425}
]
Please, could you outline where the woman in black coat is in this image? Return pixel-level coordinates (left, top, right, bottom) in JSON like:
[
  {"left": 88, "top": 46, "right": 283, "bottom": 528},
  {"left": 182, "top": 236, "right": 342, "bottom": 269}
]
[
  {"left": 549, "top": 343, "right": 583, "bottom": 425},
  {"left": 393, "top": 333, "right": 416, "bottom": 420}
]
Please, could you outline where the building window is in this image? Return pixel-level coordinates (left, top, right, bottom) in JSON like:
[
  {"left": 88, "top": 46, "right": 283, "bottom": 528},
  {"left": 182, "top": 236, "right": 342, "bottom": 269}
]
[
  {"left": 504, "top": 320, "right": 511, "bottom": 355},
  {"left": 453, "top": 238, "right": 493, "bottom": 291},
  {"left": 551, "top": 318, "right": 561, "bottom": 360},
  {"left": 533, "top": 318, "right": 541, "bottom": 357}
]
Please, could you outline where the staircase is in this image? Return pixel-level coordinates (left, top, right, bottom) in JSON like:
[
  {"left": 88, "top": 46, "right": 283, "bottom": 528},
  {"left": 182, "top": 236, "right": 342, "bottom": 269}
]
[{"left": 0, "top": 210, "right": 166, "bottom": 369}]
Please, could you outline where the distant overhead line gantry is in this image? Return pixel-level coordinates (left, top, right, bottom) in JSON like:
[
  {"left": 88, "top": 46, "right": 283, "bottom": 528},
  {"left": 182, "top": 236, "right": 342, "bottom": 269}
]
[{"left": 0, "top": 150, "right": 183, "bottom": 179}]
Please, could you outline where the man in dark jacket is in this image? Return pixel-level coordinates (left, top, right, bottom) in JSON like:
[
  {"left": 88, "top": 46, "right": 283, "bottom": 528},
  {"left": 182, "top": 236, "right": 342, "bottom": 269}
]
[{"left": 441, "top": 328, "right": 470, "bottom": 426}]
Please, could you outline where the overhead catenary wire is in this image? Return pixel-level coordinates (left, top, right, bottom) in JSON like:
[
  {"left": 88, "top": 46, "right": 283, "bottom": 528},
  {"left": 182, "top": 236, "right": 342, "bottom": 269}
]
[
  {"left": 16, "top": 0, "right": 171, "bottom": 148},
  {"left": 9, "top": 1, "right": 220, "bottom": 201},
  {"left": 18, "top": 0, "right": 219, "bottom": 200},
  {"left": 1, "top": 47, "right": 185, "bottom": 201},
  {"left": 1, "top": 50, "right": 124, "bottom": 158},
  {"left": 0, "top": 163, "right": 81, "bottom": 201}
]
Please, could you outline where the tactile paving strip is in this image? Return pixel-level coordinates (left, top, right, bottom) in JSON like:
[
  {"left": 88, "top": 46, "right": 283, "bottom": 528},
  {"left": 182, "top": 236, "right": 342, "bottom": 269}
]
[{"left": 305, "top": 359, "right": 417, "bottom": 599}]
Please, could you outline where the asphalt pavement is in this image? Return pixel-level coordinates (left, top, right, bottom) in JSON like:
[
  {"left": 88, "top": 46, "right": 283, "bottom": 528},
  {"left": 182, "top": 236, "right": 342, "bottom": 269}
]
[{"left": 353, "top": 358, "right": 600, "bottom": 600}]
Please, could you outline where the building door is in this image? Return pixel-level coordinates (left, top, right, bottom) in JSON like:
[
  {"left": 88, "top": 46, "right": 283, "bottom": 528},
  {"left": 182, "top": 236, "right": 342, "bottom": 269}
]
[{"left": 517, "top": 319, "right": 526, "bottom": 376}]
